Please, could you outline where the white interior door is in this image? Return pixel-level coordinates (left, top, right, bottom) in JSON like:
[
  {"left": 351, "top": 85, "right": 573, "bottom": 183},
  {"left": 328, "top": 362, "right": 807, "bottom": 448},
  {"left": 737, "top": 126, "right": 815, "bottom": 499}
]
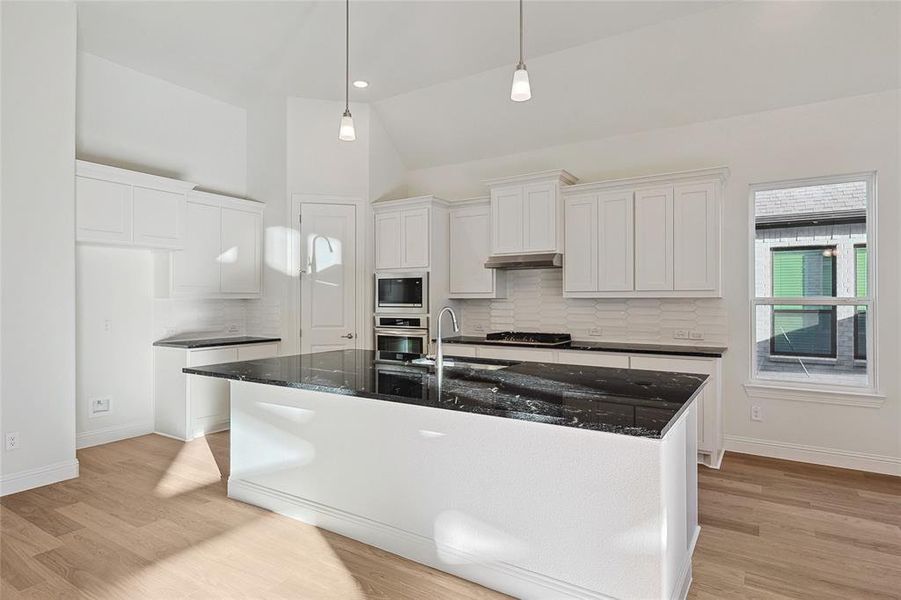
[{"left": 300, "top": 203, "right": 357, "bottom": 354}]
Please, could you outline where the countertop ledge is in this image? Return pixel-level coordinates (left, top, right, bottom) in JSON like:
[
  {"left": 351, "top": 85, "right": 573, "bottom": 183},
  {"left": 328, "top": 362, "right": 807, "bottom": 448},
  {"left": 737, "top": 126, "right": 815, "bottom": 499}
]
[
  {"left": 440, "top": 336, "right": 727, "bottom": 358},
  {"left": 154, "top": 336, "right": 281, "bottom": 349},
  {"left": 183, "top": 349, "right": 708, "bottom": 439}
]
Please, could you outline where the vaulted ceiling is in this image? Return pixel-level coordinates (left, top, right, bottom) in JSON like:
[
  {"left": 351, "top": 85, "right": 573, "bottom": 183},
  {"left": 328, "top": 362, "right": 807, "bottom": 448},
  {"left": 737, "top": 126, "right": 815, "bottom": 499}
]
[{"left": 77, "top": 1, "right": 899, "bottom": 169}]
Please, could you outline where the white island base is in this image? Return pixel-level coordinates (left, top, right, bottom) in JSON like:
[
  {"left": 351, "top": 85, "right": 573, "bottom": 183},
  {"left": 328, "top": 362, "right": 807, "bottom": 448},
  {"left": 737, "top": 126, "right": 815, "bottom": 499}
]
[{"left": 227, "top": 380, "right": 699, "bottom": 600}]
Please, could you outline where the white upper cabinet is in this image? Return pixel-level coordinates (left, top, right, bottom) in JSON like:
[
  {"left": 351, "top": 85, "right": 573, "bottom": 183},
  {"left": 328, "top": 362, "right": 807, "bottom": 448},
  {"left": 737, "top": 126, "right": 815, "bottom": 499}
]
[
  {"left": 400, "top": 207, "right": 430, "bottom": 268},
  {"left": 373, "top": 197, "right": 444, "bottom": 271},
  {"left": 164, "top": 191, "right": 263, "bottom": 299},
  {"left": 171, "top": 196, "right": 221, "bottom": 296},
  {"left": 220, "top": 200, "right": 262, "bottom": 294},
  {"left": 486, "top": 170, "right": 578, "bottom": 256},
  {"left": 673, "top": 182, "right": 718, "bottom": 291},
  {"left": 449, "top": 199, "right": 506, "bottom": 298},
  {"left": 132, "top": 187, "right": 186, "bottom": 249},
  {"left": 75, "top": 160, "right": 195, "bottom": 249},
  {"left": 76, "top": 176, "right": 133, "bottom": 243},
  {"left": 634, "top": 186, "right": 674, "bottom": 291},
  {"left": 563, "top": 194, "right": 598, "bottom": 293},
  {"left": 374, "top": 212, "right": 401, "bottom": 270},
  {"left": 563, "top": 167, "right": 727, "bottom": 298}
]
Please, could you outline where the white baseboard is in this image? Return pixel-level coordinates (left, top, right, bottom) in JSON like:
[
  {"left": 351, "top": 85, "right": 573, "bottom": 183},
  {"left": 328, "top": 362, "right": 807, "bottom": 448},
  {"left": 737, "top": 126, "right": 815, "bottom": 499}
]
[
  {"left": 228, "top": 478, "right": 616, "bottom": 600},
  {"left": 723, "top": 435, "right": 900, "bottom": 476},
  {"left": 0, "top": 459, "right": 79, "bottom": 496},
  {"left": 77, "top": 420, "right": 154, "bottom": 449}
]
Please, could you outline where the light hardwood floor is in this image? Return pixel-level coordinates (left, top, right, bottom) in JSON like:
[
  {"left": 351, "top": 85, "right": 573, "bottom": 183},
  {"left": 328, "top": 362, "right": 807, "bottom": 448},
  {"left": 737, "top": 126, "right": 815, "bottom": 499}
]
[{"left": 1, "top": 433, "right": 898, "bottom": 599}]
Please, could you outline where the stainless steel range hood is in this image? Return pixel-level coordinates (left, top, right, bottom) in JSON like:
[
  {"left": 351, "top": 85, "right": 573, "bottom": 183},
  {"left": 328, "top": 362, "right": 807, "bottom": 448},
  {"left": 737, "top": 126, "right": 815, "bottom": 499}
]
[{"left": 484, "top": 252, "right": 563, "bottom": 270}]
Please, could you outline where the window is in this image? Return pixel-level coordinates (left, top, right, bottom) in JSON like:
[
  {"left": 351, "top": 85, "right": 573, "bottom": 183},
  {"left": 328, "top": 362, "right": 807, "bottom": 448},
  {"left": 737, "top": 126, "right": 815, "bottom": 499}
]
[
  {"left": 770, "top": 247, "right": 836, "bottom": 358},
  {"left": 752, "top": 174, "right": 875, "bottom": 390}
]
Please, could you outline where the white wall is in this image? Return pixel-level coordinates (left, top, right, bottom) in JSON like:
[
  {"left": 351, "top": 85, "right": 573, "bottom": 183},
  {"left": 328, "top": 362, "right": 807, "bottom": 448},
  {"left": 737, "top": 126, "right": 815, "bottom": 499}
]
[
  {"left": 76, "top": 246, "right": 154, "bottom": 448},
  {"left": 0, "top": 2, "right": 79, "bottom": 494},
  {"left": 77, "top": 52, "right": 247, "bottom": 197},
  {"left": 405, "top": 91, "right": 900, "bottom": 471},
  {"left": 369, "top": 109, "right": 408, "bottom": 202},
  {"left": 74, "top": 52, "right": 252, "bottom": 448}
]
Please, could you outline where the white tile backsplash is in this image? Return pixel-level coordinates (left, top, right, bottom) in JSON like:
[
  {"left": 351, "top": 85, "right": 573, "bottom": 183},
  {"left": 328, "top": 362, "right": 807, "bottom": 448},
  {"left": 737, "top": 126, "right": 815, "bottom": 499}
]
[
  {"left": 458, "top": 269, "right": 728, "bottom": 344},
  {"left": 152, "top": 299, "right": 248, "bottom": 341}
]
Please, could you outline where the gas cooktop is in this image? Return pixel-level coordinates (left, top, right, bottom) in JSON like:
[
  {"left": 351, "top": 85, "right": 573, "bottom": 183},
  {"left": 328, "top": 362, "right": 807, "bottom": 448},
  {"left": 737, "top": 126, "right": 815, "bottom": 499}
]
[{"left": 483, "top": 331, "right": 573, "bottom": 346}]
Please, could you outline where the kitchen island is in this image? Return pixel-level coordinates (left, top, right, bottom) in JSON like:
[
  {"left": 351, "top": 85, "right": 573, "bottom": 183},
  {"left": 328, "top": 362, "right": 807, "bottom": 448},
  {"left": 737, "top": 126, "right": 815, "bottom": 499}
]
[{"left": 185, "top": 350, "right": 706, "bottom": 600}]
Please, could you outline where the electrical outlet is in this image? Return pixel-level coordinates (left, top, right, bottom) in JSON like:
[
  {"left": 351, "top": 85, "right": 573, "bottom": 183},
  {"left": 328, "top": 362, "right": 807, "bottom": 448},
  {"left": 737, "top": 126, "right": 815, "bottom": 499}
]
[
  {"left": 5, "top": 432, "right": 19, "bottom": 451},
  {"left": 750, "top": 405, "right": 763, "bottom": 422},
  {"left": 673, "top": 330, "right": 689, "bottom": 340},
  {"left": 473, "top": 323, "right": 485, "bottom": 332},
  {"left": 90, "top": 397, "right": 111, "bottom": 417},
  {"left": 689, "top": 332, "right": 704, "bottom": 340},
  {"left": 227, "top": 324, "right": 240, "bottom": 334},
  {"left": 589, "top": 328, "right": 603, "bottom": 337},
  {"left": 103, "top": 319, "right": 112, "bottom": 332}
]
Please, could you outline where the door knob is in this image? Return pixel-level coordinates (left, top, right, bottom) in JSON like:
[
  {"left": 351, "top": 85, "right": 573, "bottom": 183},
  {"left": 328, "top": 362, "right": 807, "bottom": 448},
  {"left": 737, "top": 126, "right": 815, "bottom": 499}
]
[{"left": 341, "top": 333, "right": 355, "bottom": 339}]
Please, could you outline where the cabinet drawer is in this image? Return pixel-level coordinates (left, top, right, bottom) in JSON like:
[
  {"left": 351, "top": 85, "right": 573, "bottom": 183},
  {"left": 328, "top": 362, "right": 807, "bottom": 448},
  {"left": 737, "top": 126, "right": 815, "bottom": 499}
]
[
  {"left": 476, "top": 346, "right": 556, "bottom": 363},
  {"left": 237, "top": 343, "right": 279, "bottom": 361},
  {"left": 556, "top": 351, "right": 629, "bottom": 369},
  {"left": 188, "top": 348, "right": 238, "bottom": 368},
  {"left": 629, "top": 355, "right": 713, "bottom": 375},
  {"left": 445, "top": 344, "right": 478, "bottom": 358}
]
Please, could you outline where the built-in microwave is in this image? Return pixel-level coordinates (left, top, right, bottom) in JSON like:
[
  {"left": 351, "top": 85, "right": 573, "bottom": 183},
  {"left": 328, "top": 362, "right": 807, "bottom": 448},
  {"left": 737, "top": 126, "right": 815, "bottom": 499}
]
[{"left": 375, "top": 272, "right": 428, "bottom": 314}]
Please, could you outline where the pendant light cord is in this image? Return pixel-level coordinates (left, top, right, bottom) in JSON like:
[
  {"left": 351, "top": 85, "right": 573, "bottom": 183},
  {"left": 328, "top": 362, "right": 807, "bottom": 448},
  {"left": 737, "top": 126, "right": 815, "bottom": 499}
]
[
  {"left": 518, "top": 0, "right": 524, "bottom": 67},
  {"left": 345, "top": 0, "right": 350, "bottom": 112}
]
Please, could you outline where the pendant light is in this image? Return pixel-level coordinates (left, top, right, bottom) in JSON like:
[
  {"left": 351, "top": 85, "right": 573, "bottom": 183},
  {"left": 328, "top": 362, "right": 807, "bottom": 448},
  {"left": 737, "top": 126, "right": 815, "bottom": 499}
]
[
  {"left": 338, "top": 0, "right": 356, "bottom": 141},
  {"left": 510, "top": 0, "right": 531, "bottom": 102}
]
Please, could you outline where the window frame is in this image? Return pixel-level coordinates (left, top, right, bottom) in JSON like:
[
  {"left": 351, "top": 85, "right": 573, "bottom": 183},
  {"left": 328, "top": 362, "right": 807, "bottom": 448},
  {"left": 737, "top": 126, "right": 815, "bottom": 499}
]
[
  {"left": 768, "top": 245, "right": 838, "bottom": 359},
  {"left": 748, "top": 172, "right": 877, "bottom": 394}
]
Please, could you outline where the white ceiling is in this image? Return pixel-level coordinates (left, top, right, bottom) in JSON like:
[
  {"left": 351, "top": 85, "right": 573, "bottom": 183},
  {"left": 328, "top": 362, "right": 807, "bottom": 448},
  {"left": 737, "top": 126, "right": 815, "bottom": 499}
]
[{"left": 76, "top": 0, "right": 721, "bottom": 105}]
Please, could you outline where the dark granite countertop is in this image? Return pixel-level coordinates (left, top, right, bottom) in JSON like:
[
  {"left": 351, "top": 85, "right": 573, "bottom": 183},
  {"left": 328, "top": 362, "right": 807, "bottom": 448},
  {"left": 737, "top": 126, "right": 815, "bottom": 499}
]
[
  {"left": 154, "top": 336, "right": 281, "bottom": 349},
  {"left": 441, "top": 336, "right": 727, "bottom": 358},
  {"left": 184, "top": 349, "right": 707, "bottom": 439}
]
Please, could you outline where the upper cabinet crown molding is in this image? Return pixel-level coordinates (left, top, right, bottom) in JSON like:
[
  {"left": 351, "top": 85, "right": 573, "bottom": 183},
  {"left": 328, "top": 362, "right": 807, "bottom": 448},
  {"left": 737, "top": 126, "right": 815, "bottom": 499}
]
[
  {"left": 562, "top": 166, "right": 729, "bottom": 196},
  {"left": 76, "top": 160, "right": 197, "bottom": 193},
  {"left": 372, "top": 194, "right": 450, "bottom": 211},
  {"left": 483, "top": 169, "right": 579, "bottom": 188}
]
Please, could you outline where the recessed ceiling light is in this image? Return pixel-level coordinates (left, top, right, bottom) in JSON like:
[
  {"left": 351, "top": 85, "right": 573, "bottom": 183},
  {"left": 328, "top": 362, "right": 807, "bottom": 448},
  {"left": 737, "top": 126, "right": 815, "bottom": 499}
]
[{"left": 353, "top": 80, "right": 369, "bottom": 89}]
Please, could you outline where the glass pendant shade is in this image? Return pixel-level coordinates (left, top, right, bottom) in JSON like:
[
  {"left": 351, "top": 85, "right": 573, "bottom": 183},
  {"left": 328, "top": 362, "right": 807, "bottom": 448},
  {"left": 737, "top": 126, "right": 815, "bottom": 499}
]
[
  {"left": 338, "top": 110, "right": 356, "bottom": 141},
  {"left": 510, "top": 64, "right": 531, "bottom": 102}
]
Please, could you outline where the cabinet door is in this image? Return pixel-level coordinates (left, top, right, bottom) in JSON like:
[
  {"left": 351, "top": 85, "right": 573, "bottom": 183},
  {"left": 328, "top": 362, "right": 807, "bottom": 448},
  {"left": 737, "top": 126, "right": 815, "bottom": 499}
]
[
  {"left": 400, "top": 208, "right": 430, "bottom": 268},
  {"left": 491, "top": 186, "right": 523, "bottom": 254},
  {"left": 375, "top": 211, "right": 402, "bottom": 270},
  {"left": 598, "top": 190, "right": 635, "bottom": 292},
  {"left": 674, "top": 182, "right": 718, "bottom": 291},
  {"left": 172, "top": 200, "right": 221, "bottom": 295},
  {"left": 523, "top": 181, "right": 556, "bottom": 252},
  {"left": 556, "top": 351, "right": 630, "bottom": 369},
  {"left": 220, "top": 206, "right": 262, "bottom": 295},
  {"left": 132, "top": 187, "right": 186, "bottom": 249},
  {"left": 563, "top": 194, "right": 598, "bottom": 293},
  {"left": 629, "top": 355, "right": 715, "bottom": 453},
  {"left": 634, "top": 187, "right": 674, "bottom": 291},
  {"left": 187, "top": 348, "right": 238, "bottom": 437},
  {"left": 75, "top": 176, "right": 133, "bottom": 243},
  {"left": 450, "top": 205, "right": 494, "bottom": 295}
]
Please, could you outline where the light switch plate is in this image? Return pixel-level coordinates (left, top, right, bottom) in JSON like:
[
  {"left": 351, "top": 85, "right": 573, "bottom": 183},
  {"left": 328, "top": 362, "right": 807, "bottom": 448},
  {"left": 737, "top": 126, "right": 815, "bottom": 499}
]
[
  {"left": 589, "top": 328, "right": 603, "bottom": 337},
  {"left": 689, "top": 332, "right": 704, "bottom": 340},
  {"left": 673, "top": 330, "right": 689, "bottom": 340}
]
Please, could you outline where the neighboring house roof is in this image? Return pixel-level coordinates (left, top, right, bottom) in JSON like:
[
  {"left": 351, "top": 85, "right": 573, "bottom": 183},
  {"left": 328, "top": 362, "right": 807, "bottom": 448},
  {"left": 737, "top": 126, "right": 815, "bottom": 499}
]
[{"left": 755, "top": 180, "right": 867, "bottom": 228}]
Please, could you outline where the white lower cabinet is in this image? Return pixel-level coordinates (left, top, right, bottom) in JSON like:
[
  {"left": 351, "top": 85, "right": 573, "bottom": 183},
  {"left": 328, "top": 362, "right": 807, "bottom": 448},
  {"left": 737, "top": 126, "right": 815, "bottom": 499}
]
[
  {"left": 444, "top": 343, "right": 723, "bottom": 467},
  {"left": 154, "top": 342, "right": 279, "bottom": 441}
]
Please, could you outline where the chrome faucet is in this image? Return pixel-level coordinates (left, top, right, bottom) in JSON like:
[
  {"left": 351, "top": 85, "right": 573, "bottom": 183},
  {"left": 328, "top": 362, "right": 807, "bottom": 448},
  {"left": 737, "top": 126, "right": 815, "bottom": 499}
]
[{"left": 435, "top": 306, "right": 459, "bottom": 373}]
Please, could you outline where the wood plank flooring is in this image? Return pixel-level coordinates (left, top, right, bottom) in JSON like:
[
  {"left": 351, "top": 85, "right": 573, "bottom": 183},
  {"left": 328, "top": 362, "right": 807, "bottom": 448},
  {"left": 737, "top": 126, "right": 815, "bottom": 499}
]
[{"left": 1, "top": 433, "right": 898, "bottom": 599}]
